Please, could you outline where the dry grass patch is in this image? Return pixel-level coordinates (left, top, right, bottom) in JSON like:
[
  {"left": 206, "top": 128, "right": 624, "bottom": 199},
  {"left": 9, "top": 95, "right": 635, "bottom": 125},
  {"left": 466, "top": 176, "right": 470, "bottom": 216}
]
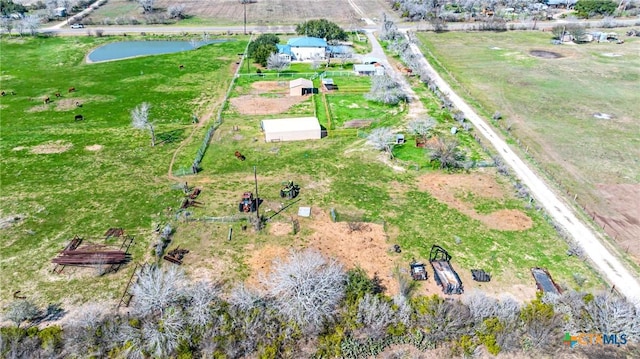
[{"left": 30, "top": 140, "right": 73, "bottom": 154}]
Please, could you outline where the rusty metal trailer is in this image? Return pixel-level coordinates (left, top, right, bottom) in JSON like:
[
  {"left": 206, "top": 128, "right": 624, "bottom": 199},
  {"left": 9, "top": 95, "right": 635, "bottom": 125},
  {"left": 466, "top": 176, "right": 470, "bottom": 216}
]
[{"left": 429, "top": 245, "right": 464, "bottom": 295}]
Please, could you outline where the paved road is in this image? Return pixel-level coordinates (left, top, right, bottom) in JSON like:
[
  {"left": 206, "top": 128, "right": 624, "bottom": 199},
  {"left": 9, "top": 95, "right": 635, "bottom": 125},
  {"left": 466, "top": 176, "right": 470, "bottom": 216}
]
[{"left": 406, "top": 36, "right": 640, "bottom": 304}]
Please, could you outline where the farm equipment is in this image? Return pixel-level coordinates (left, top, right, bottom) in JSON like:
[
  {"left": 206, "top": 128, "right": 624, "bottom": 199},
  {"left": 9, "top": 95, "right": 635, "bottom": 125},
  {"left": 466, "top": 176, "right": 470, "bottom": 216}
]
[
  {"left": 280, "top": 181, "right": 300, "bottom": 199},
  {"left": 164, "top": 247, "right": 189, "bottom": 265},
  {"left": 429, "top": 245, "right": 464, "bottom": 295},
  {"left": 239, "top": 192, "right": 258, "bottom": 213},
  {"left": 471, "top": 269, "right": 491, "bottom": 282},
  {"left": 410, "top": 259, "right": 428, "bottom": 281}
]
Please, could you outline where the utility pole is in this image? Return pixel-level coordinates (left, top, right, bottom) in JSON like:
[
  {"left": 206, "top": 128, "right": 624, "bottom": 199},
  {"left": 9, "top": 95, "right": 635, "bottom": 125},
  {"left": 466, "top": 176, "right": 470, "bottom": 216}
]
[
  {"left": 243, "top": 0, "right": 247, "bottom": 35},
  {"left": 253, "top": 165, "right": 259, "bottom": 220}
]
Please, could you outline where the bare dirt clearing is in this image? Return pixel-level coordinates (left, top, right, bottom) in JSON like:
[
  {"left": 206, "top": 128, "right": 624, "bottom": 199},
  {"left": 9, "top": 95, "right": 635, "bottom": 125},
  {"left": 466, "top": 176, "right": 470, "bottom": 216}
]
[
  {"left": 417, "top": 170, "right": 532, "bottom": 231},
  {"left": 229, "top": 93, "right": 307, "bottom": 115},
  {"left": 595, "top": 183, "right": 640, "bottom": 262},
  {"left": 152, "top": 0, "right": 391, "bottom": 25},
  {"left": 30, "top": 140, "right": 73, "bottom": 154},
  {"left": 85, "top": 144, "right": 103, "bottom": 151}
]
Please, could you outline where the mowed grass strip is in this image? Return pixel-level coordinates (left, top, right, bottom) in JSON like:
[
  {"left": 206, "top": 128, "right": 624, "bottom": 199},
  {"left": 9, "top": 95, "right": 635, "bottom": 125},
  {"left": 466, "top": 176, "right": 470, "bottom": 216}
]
[{"left": 0, "top": 35, "right": 245, "bottom": 304}]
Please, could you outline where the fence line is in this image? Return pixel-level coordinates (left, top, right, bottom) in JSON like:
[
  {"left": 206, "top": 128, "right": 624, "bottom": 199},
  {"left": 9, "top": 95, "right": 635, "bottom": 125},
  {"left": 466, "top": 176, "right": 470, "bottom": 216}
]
[
  {"left": 236, "top": 70, "right": 356, "bottom": 79},
  {"left": 184, "top": 36, "right": 253, "bottom": 175}
]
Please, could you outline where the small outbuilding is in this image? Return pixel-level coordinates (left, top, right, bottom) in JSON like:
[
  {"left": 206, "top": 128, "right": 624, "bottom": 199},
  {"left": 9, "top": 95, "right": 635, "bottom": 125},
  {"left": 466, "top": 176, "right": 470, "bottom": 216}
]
[
  {"left": 261, "top": 117, "right": 321, "bottom": 142},
  {"left": 354, "top": 64, "right": 384, "bottom": 76},
  {"left": 289, "top": 78, "right": 315, "bottom": 96}
]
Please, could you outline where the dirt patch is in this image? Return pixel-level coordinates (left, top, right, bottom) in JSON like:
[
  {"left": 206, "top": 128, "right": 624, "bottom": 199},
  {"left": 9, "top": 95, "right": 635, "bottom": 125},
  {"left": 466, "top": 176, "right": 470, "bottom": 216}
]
[
  {"left": 229, "top": 94, "right": 308, "bottom": 115},
  {"left": 530, "top": 50, "right": 563, "bottom": 59},
  {"left": 594, "top": 184, "right": 640, "bottom": 263},
  {"left": 85, "top": 144, "right": 103, "bottom": 151},
  {"left": 30, "top": 140, "right": 72, "bottom": 154},
  {"left": 244, "top": 207, "right": 403, "bottom": 295},
  {"left": 244, "top": 245, "right": 291, "bottom": 289},
  {"left": 55, "top": 99, "right": 82, "bottom": 111},
  {"left": 12, "top": 146, "right": 26, "bottom": 151},
  {"left": 0, "top": 215, "right": 24, "bottom": 229},
  {"left": 269, "top": 221, "right": 292, "bottom": 236},
  {"left": 27, "top": 104, "right": 49, "bottom": 113},
  {"left": 417, "top": 170, "right": 532, "bottom": 231},
  {"left": 251, "top": 80, "right": 288, "bottom": 93}
]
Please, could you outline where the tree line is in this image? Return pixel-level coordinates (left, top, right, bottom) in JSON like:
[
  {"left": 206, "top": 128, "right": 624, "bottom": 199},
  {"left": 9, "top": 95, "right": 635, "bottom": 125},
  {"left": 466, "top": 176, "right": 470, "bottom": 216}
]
[{"left": 2, "top": 250, "right": 639, "bottom": 358}]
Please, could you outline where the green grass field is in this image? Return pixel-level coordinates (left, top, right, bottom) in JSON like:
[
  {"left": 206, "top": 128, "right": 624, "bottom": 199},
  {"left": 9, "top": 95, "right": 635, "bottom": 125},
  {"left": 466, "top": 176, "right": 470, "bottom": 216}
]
[
  {"left": 0, "top": 34, "right": 605, "bottom": 307},
  {"left": 0, "top": 34, "right": 246, "bottom": 304},
  {"left": 416, "top": 30, "right": 640, "bottom": 264}
]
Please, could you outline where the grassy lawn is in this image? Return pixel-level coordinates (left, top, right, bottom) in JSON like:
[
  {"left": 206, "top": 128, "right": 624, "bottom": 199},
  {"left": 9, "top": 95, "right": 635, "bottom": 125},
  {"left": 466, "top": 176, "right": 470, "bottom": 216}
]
[
  {"left": 0, "top": 34, "right": 246, "bottom": 304},
  {"left": 0, "top": 34, "right": 605, "bottom": 308},
  {"left": 416, "top": 30, "right": 640, "bottom": 267}
]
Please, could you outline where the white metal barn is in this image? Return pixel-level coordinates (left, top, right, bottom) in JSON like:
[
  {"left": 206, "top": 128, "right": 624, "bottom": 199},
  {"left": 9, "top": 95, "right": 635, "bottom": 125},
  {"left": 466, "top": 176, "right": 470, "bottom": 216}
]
[
  {"left": 289, "top": 78, "right": 314, "bottom": 96},
  {"left": 261, "top": 117, "right": 321, "bottom": 142}
]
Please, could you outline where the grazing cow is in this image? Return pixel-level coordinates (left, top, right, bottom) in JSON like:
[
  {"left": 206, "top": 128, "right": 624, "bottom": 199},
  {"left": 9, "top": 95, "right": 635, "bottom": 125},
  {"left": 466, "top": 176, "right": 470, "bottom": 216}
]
[
  {"left": 1, "top": 91, "right": 5, "bottom": 96},
  {"left": 234, "top": 151, "right": 246, "bottom": 161},
  {"left": 68, "top": 87, "right": 76, "bottom": 93},
  {"left": 11, "top": 91, "right": 16, "bottom": 95},
  {"left": 55, "top": 92, "right": 61, "bottom": 97},
  {"left": 44, "top": 96, "right": 51, "bottom": 104},
  {"left": 179, "top": 64, "right": 185, "bottom": 69},
  {"left": 76, "top": 101, "right": 82, "bottom": 108},
  {"left": 74, "top": 114, "right": 84, "bottom": 121}
]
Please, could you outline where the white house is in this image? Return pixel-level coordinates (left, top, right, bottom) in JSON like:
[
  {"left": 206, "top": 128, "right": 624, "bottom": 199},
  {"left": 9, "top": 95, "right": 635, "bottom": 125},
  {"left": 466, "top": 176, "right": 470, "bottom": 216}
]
[
  {"left": 354, "top": 64, "right": 385, "bottom": 76},
  {"left": 261, "top": 117, "right": 321, "bottom": 142},
  {"left": 277, "top": 37, "right": 328, "bottom": 61}
]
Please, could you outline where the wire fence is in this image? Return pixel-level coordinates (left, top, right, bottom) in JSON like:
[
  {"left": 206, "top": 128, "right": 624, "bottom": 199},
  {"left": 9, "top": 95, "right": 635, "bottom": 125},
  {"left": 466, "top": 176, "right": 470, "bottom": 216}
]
[
  {"left": 179, "top": 36, "right": 253, "bottom": 176},
  {"left": 237, "top": 70, "right": 357, "bottom": 79}
]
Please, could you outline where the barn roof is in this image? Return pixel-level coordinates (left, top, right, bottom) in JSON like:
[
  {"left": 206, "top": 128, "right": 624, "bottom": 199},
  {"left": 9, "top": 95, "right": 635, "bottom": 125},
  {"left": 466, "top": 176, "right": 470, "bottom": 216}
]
[
  {"left": 290, "top": 78, "right": 313, "bottom": 88},
  {"left": 276, "top": 44, "right": 292, "bottom": 56},
  {"left": 261, "top": 117, "right": 321, "bottom": 133},
  {"left": 287, "top": 37, "right": 327, "bottom": 47}
]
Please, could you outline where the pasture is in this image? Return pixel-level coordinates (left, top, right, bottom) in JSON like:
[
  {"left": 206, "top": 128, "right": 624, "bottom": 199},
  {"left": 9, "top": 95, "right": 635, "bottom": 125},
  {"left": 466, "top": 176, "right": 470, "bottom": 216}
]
[
  {"left": 0, "top": 34, "right": 604, "bottom": 309},
  {"left": 416, "top": 30, "right": 640, "bottom": 265},
  {"left": 0, "top": 34, "right": 245, "bottom": 304}
]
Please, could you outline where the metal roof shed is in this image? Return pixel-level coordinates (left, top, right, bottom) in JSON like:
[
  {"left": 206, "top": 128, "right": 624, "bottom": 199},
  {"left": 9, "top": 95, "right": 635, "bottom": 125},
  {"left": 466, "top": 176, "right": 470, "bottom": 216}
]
[{"left": 261, "top": 117, "right": 321, "bottom": 142}]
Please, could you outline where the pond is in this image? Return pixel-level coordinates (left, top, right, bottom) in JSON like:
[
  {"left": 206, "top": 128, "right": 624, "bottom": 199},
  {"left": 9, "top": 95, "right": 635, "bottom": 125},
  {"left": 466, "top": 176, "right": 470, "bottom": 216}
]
[{"left": 87, "top": 40, "right": 229, "bottom": 63}]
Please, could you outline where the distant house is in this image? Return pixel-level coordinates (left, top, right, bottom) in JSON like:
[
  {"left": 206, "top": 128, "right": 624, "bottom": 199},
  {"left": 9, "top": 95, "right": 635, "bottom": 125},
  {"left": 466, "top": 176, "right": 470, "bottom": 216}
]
[
  {"left": 54, "top": 7, "right": 67, "bottom": 17},
  {"left": 277, "top": 37, "right": 327, "bottom": 61},
  {"left": 289, "top": 78, "right": 315, "bottom": 96},
  {"left": 261, "top": 117, "right": 322, "bottom": 142},
  {"left": 545, "top": 0, "right": 577, "bottom": 8},
  {"left": 327, "top": 45, "right": 351, "bottom": 58},
  {"left": 354, "top": 63, "right": 384, "bottom": 76}
]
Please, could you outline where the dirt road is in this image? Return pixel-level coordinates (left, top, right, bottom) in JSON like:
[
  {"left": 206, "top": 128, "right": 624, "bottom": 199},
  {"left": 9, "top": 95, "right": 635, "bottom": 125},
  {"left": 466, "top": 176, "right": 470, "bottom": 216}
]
[{"left": 406, "top": 35, "right": 640, "bottom": 304}]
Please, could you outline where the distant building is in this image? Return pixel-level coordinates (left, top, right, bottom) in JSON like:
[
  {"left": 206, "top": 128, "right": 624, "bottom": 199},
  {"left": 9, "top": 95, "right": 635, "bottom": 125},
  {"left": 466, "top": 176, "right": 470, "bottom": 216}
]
[
  {"left": 277, "top": 37, "right": 327, "bottom": 61},
  {"left": 354, "top": 63, "right": 384, "bottom": 76},
  {"left": 261, "top": 117, "right": 322, "bottom": 142},
  {"left": 289, "top": 78, "right": 315, "bottom": 96},
  {"left": 54, "top": 7, "right": 67, "bottom": 17}
]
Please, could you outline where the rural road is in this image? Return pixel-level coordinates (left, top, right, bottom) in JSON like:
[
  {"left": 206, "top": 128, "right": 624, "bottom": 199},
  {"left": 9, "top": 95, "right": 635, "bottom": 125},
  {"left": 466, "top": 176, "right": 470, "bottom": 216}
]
[
  {"left": 405, "top": 35, "right": 640, "bottom": 304},
  {"left": 362, "top": 30, "right": 427, "bottom": 120}
]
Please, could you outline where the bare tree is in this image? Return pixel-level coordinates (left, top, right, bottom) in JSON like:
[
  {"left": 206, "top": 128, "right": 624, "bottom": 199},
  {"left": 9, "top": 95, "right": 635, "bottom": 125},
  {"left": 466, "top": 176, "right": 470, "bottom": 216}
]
[
  {"left": 141, "top": 307, "right": 186, "bottom": 358},
  {"left": 3, "top": 300, "right": 40, "bottom": 328},
  {"left": 228, "top": 283, "right": 265, "bottom": 311},
  {"left": 427, "top": 137, "right": 465, "bottom": 169},
  {"left": 167, "top": 4, "right": 186, "bottom": 18},
  {"left": 0, "top": 18, "right": 14, "bottom": 36},
  {"left": 356, "top": 293, "right": 395, "bottom": 339},
  {"left": 266, "top": 52, "right": 289, "bottom": 73},
  {"left": 463, "top": 290, "right": 499, "bottom": 324},
  {"left": 407, "top": 117, "right": 436, "bottom": 140},
  {"left": 131, "top": 102, "right": 156, "bottom": 147},
  {"left": 183, "top": 281, "right": 221, "bottom": 328},
  {"left": 138, "top": 0, "right": 155, "bottom": 13},
  {"left": 584, "top": 292, "right": 640, "bottom": 340},
  {"left": 367, "top": 127, "right": 396, "bottom": 159},
  {"left": 263, "top": 250, "right": 346, "bottom": 334},
  {"left": 21, "top": 15, "right": 41, "bottom": 36},
  {"left": 130, "top": 265, "right": 184, "bottom": 316},
  {"left": 365, "top": 74, "right": 407, "bottom": 105}
]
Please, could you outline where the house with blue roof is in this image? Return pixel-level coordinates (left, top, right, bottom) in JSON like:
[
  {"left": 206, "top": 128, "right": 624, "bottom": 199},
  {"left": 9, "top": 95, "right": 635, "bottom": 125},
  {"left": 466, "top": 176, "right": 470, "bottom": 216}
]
[{"left": 277, "top": 37, "right": 328, "bottom": 61}]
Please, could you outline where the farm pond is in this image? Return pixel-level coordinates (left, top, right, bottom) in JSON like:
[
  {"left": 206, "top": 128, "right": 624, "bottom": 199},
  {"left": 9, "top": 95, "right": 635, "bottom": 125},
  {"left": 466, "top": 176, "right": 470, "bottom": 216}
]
[{"left": 87, "top": 40, "right": 229, "bottom": 63}]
